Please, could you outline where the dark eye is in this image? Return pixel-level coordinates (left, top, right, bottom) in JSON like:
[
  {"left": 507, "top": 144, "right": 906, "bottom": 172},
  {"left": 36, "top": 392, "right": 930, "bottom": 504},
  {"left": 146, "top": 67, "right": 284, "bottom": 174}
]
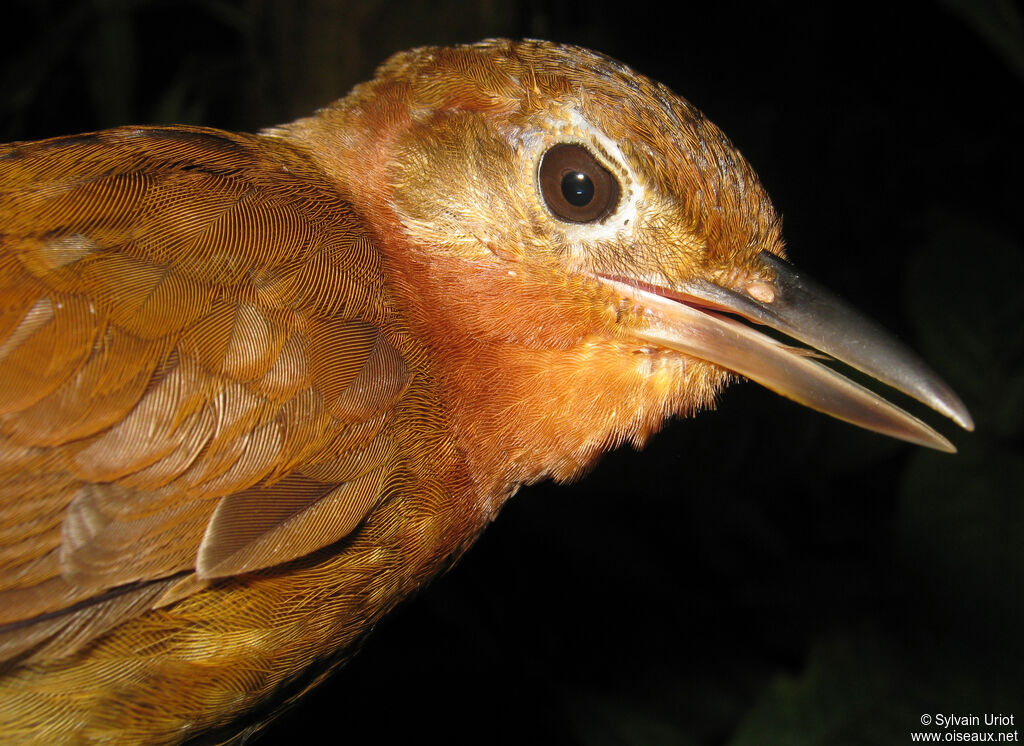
[{"left": 539, "top": 144, "right": 620, "bottom": 223}]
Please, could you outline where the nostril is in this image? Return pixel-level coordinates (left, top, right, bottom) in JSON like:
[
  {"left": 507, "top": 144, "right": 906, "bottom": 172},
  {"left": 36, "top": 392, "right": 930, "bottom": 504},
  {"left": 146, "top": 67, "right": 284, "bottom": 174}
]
[{"left": 745, "top": 281, "right": 776, "bottom": 304}]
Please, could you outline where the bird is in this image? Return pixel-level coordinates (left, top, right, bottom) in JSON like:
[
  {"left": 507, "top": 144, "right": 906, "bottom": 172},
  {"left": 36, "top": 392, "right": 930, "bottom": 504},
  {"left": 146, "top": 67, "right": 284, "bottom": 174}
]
[{"left": 0, "top": 39, "right": 972, "bottom": 743}]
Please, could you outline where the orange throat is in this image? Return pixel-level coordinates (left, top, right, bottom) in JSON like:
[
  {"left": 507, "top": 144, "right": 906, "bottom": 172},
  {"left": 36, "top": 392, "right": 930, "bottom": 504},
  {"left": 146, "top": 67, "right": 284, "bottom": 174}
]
[{"left": 380, "top": 243, "right": 729, "bottom": 499}]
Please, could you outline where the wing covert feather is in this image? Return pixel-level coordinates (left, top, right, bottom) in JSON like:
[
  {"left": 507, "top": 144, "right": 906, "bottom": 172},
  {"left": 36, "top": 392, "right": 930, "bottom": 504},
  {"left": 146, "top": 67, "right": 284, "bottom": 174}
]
[{"left": 0, "top": 126, "right": 413, "bottom": 658}]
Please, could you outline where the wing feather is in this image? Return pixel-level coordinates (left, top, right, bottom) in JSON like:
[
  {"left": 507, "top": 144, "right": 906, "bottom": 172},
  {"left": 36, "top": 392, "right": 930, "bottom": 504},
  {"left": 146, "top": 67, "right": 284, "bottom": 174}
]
[{"left": 0, "top": 126, "right": 411, "bottom": 659}]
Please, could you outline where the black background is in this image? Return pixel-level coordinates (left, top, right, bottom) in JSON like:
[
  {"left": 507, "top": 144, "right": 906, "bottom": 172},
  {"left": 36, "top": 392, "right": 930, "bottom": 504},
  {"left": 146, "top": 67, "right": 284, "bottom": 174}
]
[{"left": 3, "top": 1, "right": 1022, "bottom": 744}]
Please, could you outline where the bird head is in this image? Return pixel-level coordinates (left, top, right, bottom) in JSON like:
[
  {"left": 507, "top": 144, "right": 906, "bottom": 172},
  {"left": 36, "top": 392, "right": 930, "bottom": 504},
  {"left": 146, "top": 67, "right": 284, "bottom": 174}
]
[{"left": 277, "top": 39, "right": 971, "bottom": 489}]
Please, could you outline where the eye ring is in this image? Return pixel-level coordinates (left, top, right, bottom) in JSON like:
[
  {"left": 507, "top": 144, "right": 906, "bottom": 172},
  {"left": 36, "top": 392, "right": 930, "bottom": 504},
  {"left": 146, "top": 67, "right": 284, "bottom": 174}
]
[{"left": 538, "top": 144, "right": 620, "bottom": 223}]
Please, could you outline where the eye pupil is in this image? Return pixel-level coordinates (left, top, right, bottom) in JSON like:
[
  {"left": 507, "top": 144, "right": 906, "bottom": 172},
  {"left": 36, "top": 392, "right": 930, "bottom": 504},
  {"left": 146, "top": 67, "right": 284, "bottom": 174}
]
[
  {"left": 561, "top": 172, "right": 594, "bottom": 206},
  {"left": 539, "top": 143, "right": 620, "bottom": 223}
]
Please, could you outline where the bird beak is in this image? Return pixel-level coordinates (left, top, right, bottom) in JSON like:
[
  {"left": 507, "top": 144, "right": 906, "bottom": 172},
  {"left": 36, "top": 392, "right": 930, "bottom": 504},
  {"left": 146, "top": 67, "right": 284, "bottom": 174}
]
[{"left": 598, "top": 251, "right": 974, "bottom": 452}]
